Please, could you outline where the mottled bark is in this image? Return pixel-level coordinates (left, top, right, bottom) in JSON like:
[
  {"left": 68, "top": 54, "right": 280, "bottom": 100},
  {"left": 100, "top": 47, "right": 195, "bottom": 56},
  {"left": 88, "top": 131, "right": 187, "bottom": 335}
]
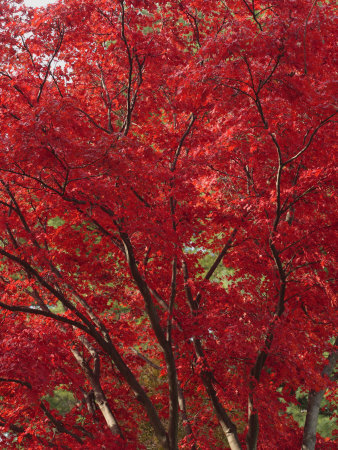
[
  {"left": 178, "top": 384, "right": 196, "bottom": 449},
  {"left": 71, "top": 342, "right": 123, "bottom": 438},
  {"left": 302, "top": 345, "right": 337, "bottom": 450}
]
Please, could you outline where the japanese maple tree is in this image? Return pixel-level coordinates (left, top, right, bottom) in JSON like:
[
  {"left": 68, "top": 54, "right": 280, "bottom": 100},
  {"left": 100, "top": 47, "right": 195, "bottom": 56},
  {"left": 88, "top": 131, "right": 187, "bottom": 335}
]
[{"left": 0, "top": 0, "right": 336, "bottom": 449}]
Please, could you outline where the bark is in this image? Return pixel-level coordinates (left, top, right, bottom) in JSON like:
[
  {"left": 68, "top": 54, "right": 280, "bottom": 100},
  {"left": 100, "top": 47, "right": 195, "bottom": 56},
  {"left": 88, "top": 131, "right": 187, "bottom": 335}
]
[
  {"left": 246, "top": 393, "right": 258, "bottom": 450},
  {"left": 25, "top": 289, "right": 123, "bottom": 440},
  {"left": 72, "top": 322, "right": 170, "bottom": 449},
  {"left": 0, "top": 192, "right": 170, "bottom": 448},
  {"left": 182, "top": 260, "right": 242, "bottom": 450},
  {"left": 71, "top": 344, "right": 123, "bottom": 438},
  {"left": 120, "top": 231, "right": 179, "bottom": 449},
  {"left": 195, "top": 339, "right": 242, "bottom": 450},
  {"left": 0, "top": 247, "right": 170, "bottom": 448},
  {"left": 246, "top": 330, "right": 274, "bottom": 450},
  {"left": 302, "top": 345, "right": 337, "bottom": 450},
  {"left": 178, "top": 384, "right": 196, "bottom": 449}
]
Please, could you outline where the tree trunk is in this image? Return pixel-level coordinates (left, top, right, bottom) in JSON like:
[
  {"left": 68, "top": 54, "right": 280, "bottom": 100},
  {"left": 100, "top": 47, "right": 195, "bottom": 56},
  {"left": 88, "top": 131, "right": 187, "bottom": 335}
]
[
  {"left": 302, "top": 345, "right": 337, "bottom": 450},
  {"left": 71, "top": 346, "right": 123, "bottom": 438},
  {"left": 246, "top": 393, "right": 258, "bottom": 450},
  {"left": 178, "top": 384, "right": 196, "bottom": 449}
]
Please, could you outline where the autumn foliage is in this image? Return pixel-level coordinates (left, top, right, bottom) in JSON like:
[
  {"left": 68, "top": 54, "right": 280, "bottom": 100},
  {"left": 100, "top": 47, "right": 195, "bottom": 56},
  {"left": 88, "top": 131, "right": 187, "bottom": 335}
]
[{"left": 0, "top": 0, "right": 336, "bottom": 448}]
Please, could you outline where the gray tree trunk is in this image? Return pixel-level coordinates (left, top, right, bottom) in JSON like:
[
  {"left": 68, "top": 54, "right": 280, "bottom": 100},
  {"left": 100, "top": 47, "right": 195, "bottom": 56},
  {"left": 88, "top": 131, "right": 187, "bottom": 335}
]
[{"left": 302, "top": 346, "right": 337, "bottom": 450}]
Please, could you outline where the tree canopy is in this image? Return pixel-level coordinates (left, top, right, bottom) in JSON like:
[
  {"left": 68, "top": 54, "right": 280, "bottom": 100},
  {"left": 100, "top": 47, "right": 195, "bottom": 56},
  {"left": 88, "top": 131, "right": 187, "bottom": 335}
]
[{"left": 0, "top": 0, "right": 336, "bottom": 448}]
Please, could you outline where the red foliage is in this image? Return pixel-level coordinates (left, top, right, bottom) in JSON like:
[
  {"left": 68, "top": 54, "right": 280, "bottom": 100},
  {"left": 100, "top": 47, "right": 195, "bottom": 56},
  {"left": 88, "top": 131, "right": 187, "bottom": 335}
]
[{"left": 0, "top": 0, "right": 336, "bottom": 448}]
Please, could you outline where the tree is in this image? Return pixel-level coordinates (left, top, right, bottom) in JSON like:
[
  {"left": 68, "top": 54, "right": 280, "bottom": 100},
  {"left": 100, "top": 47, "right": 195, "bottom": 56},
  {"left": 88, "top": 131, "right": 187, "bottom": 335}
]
[{"left": 0, "top": 0, "right": 336, "bottom": 448}]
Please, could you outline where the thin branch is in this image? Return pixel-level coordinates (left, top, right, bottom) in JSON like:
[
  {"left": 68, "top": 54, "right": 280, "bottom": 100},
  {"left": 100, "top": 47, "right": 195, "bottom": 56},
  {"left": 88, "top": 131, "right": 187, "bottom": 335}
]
[
  {"left": 0, "top": 378, "right": 32, "bottom": 389},
  {"left": 21, "top": 36, "right": 36, "bottom": 69},
  {"left": 0, "top": 248, "right": 97, "bottom": 332},
  {"left": 204, "top": 228, "right": 238, "bottom": 282},
  {"left": 37, "top": 23, "right": 65, "bottom": 103},
  {"left": 195, "top": 227, "right": 239, "bottom": 307},
  {"left": 0, "top": 71, "right": 33, "bottom": 107},
  {"left": 281, "top": 186, "right": 316, "bottom": 215},
  {"left": 257, "top": 54, "right": 283, "bottom": 93},
  {"left": 40, "top": 402, "right": 83, "bottom": 444},
  {"left": 284, "top": 113, "right": 337, "bottom": 165},
  {"left": 130, "top": 186, "right": 151, "bottom": 207},
  {"left": 0, "top": 300, "right": 91, "bottom": 334},
  {"left": 119, "top": 0, "right": 134, "bottom": 136},
  {"left": 170, "top": 114, "right": 196, "bottom": 171},
  {"left": 74, "top": 107, "right": 113, "bottom": 134},
  {"left": 50, "top": 71, "right": 64, "bottom": 98},
  {"left": 303, "top": 0, "right": 318, "bottom": 75},
  {"left": 166, "top": 257, "right": 177, "bottom": 343},
  {"left": 131, "top": 348, "right": 161, "bottom": 370},
  {"left": 98, "top": 64, "right": 113, "bottom": 133},
  {"left": 184, "top": 9, "right": 201, "bottom": 47},
  {"left": 241, "top": 0, "right": 262, "bottom": 31}
]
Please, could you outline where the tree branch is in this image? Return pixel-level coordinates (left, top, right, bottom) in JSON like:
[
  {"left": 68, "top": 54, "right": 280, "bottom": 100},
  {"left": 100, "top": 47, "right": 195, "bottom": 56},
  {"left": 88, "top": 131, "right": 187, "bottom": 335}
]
[{"left": 284, "top": 113, "right": 337, "bottom": 165}]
